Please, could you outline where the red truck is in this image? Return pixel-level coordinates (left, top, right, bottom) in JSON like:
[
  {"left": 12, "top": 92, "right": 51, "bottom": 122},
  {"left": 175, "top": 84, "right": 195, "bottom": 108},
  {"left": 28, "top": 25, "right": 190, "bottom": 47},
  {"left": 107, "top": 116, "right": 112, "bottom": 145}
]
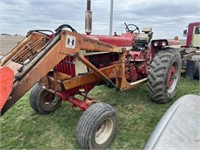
[{"left": 181, "top": 22, "right": 200, "bottom": 79}]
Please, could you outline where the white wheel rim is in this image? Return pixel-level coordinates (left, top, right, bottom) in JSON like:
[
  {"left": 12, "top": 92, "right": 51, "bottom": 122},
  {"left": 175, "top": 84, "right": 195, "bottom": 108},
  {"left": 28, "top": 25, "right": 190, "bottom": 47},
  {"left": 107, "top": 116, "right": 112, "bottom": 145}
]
[{"left": 95, "top": 118, "right": 113, "bottom": 145}]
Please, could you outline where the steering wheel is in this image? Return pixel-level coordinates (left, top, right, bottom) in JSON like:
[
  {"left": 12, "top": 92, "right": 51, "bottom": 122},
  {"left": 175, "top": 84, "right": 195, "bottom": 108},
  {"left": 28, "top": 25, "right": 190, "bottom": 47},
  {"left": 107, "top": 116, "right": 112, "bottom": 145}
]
[{"left": 125, "top": 23, "right": 140, "bottom": 35}]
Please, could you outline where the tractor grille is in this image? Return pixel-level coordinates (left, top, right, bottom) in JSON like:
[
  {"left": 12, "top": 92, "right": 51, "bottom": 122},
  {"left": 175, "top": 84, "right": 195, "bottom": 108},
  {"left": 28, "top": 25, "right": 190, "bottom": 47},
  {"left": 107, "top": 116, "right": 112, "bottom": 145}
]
[{"left": 55, "top": 56, "right": 76, "bottom": 77}]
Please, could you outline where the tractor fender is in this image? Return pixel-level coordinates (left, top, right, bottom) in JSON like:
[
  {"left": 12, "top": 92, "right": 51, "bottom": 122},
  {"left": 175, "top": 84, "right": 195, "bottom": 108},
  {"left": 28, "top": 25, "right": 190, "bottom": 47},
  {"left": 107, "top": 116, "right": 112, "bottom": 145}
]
[
  {"left": 151, "top": 39, "right": 180, "bottom": 49},
  {"left": 144, "top": 94, "right": 200, "bottom": 150}
]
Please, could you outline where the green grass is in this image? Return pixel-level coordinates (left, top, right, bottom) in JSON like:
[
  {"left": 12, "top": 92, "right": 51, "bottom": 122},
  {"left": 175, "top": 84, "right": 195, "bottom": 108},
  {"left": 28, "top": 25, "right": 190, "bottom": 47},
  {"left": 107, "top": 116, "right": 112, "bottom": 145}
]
[{"left": 0, "top": 77, "right": 199, "bottom": 149}]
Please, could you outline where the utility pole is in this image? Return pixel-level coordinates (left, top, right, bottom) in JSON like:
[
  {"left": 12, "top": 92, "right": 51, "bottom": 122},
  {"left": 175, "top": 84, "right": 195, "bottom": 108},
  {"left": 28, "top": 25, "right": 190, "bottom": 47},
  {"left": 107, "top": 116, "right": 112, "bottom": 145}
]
[{"left": 109, "top": 0, "right": 113, "bottom": 35}]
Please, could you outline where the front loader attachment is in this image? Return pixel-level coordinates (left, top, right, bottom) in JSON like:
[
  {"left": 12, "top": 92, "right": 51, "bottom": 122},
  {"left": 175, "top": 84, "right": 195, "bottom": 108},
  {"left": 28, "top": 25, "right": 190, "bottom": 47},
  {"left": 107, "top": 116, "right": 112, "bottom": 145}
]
[
  {"left": 1, "top": 24, "right": 147, "bottom": 116},
  {"left": 0, "top": 30, "right": 65, "bottom": 115},
  {"left": 0, "top": 67, "right": 14, "bottom": 112},
  {"left": 0, "top": 25, "right": 123, "bottom": 116}
]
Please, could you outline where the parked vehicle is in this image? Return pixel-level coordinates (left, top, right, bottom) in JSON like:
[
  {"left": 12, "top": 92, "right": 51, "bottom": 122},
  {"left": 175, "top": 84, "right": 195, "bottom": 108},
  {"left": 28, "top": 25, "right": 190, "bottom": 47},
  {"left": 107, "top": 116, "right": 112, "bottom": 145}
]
[{"left": 180, "top": 22, "right": 200, "bottom": 79}]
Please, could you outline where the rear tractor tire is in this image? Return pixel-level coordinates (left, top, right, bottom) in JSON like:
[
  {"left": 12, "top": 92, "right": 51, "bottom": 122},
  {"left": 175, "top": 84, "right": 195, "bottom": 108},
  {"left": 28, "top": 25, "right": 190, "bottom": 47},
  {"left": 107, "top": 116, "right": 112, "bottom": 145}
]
[
  {"left": 147, "top": 49, "right": 181, "bottom": 103},
  {"left": 191, "top": 55, "right": 200, "bottom": 79},
  {"left": 76, "top": 102, "right": 118, "bottom": 149},
  {"left": 29, "top": 84, "right": 62, "bottom": 114}
]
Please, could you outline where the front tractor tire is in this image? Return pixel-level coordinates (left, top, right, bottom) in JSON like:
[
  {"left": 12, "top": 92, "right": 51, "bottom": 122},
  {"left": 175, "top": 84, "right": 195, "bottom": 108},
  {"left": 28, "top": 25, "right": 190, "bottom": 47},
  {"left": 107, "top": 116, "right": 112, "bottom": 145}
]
[
  {"left": 147, "top": 49, "right": 181, "bottom": 103},
  {"left": 76, "top": 102, "right": 118, "bottom": 149},
  {"left": 29, "top": 84, "right": 62, "bottom": 114}
]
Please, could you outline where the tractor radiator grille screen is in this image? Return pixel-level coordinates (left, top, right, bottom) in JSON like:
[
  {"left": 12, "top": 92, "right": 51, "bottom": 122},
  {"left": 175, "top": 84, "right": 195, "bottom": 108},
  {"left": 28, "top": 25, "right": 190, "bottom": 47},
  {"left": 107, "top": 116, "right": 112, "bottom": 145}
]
[{"left": 55, "top": 56, "right": 76, "bottom": 77}]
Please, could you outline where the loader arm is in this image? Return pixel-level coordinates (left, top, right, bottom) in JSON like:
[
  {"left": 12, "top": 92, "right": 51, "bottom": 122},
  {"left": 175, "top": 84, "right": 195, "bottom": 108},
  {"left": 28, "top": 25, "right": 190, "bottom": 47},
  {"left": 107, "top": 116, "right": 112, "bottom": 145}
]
[{"left": 0, "top": 29, "right": 122, "bottom": 115}]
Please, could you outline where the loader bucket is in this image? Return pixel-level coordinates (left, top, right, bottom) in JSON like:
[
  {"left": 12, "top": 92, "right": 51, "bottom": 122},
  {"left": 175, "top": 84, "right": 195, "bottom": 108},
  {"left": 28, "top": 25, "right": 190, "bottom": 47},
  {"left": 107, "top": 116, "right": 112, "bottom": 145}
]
[{"left": 0, "top": 67, "right": 14, "bottom": 112}]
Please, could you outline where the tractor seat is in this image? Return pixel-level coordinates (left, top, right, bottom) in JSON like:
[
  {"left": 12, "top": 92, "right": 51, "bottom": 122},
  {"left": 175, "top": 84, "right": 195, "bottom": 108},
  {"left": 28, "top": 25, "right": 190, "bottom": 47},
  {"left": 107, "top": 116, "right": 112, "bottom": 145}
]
[{"left": 136, "top": 27, "right": 153, "bottom": 42}]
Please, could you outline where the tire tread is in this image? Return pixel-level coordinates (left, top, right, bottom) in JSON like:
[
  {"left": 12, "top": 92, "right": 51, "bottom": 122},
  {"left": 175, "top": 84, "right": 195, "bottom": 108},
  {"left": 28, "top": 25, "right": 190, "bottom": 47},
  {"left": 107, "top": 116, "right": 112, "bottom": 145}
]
[{"left": 147, "top": 49, "right": 181, "bottom": 103}]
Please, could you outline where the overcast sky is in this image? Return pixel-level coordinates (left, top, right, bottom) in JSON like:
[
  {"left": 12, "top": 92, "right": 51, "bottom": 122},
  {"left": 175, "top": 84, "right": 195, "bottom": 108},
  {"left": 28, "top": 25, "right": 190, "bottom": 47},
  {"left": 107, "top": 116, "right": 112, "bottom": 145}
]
[{"left": 0, "top": 0, "right": 200, "bottom": 39}]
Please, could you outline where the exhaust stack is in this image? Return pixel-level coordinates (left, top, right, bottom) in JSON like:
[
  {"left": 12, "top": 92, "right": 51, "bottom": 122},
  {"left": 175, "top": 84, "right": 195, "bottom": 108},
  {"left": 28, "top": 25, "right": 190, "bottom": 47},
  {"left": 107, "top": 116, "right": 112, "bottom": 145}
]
[{"left": 85, "top": 0, "right": 92, "bottom": 34}]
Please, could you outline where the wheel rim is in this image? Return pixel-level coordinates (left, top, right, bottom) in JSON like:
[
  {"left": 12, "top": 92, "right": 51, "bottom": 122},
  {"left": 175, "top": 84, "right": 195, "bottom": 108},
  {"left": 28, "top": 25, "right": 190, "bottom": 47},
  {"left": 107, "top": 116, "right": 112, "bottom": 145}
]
[
  {"left": 41, "top": 92, "right": 60, "bottom": 110},
  {"left": 167, "top": 63, "right": 178, "bottom": 93},
  {"left": 95, "top": 118, "right": 113, "bottom": 145}
]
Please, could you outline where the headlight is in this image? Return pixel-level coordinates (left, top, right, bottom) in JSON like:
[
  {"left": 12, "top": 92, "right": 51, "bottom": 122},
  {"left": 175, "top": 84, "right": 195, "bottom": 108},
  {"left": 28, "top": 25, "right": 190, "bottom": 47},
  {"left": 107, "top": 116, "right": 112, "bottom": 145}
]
[
  {"left": 162, "top": 41, "right": 167, "bottom": 46},
  {"left": 139, "top": 46, "right": 145, "bottom": 50},
  {"left": 153, "top": 41, "right": 158, "bottom": 46}
]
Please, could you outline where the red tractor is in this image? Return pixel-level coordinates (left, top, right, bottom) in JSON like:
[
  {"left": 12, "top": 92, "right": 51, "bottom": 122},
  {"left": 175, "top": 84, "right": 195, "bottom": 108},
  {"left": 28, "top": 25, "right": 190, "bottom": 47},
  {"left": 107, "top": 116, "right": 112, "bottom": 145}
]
[{"left": 0, "top": 3, "right": 182, "bottom": 149}]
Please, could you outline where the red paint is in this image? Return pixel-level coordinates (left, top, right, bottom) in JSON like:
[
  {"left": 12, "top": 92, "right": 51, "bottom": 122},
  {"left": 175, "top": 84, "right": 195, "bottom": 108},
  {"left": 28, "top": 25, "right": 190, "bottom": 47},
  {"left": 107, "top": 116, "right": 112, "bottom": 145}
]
[
  {"left": 125, "top": 50, "right": 149, "bottom": 82},
  {"left": 0, "top": 67, "right": 14, "bottom": 111},
  {"left": 125, "top": 62, "right": 137, "bottom": 82},
  {"left": 44, "top": 93, "right": 55, "bottom": 103},
  {"left": 67, "top": 97, "right": 93, "bottom": 110},
  {"left": 152, "top": 39, "right": 179, "bottom": 47},
  {"left": 87, "top": 53, "right": 119, "bottom": 68},
  {"left": 48, "top": 33, "right": 55, "bottom": 40},
  {"left": 56, "top": 84, "right": 95, "bottom": 101},
  {"left": 83, "top": 32, "right": 136, "bottom": 47},
  {"left": 55, "top": 56, "right": 76, "bottom": 77},
  {"left": 186, "top": 22, "right": 200, "bottom": 47},
  {"left": 167, "top": 65, "right": 176, "bottom": 88},
  {"left": 56, "top": 87, "right": 80, "bottom": 100},
  {"left": 56, "top": 84, "right": 96, "bottom": 110}
]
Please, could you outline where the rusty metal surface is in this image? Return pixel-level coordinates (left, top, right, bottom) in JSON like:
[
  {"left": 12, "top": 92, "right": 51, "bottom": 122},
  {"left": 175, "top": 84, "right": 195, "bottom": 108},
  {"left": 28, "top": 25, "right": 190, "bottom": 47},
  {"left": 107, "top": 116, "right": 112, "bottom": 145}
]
[
  {"left": 62, "top": 65, "right": 117, "bottom": 90},
  {"left": 0, "top": 32, "right": 62, "bottom": 114},
  {"left": 0, "top": 67, "right": 14, "bottom": 111},
  {"left": 0, "top": 29, "right": 123, "bottom": 114},
  {"left": 1, "top": 40, "right": 66, "bottom": 114},
  {"left": 76, "top": 53, "right": 117, "bottom": 87},
  {"left": 0, "top": 37, "right": 30, "bottom": 66},
  {"left": 0, "top": 29, "right": 148, "bottom": 115},
  {"left": 60, "top": 31, "right": 123, "bottom": 55},
  {"left": 1, "top": 33, "right": 48, "bottom": 66}
]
